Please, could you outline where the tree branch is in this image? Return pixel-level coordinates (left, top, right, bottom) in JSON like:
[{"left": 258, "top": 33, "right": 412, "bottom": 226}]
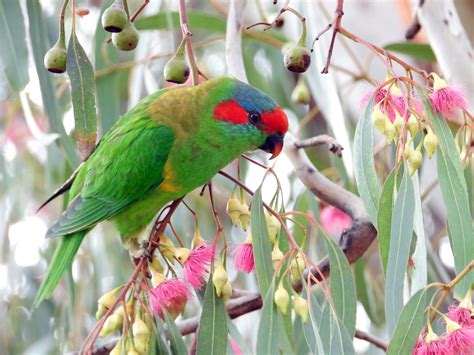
[{"left": 294, "top": 134, "right": 344, "bottom": 157}]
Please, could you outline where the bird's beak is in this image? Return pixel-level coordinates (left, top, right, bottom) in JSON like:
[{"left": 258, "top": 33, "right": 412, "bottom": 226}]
[{"left": 259, "top": 134, "right": 285, "bottom": 159}]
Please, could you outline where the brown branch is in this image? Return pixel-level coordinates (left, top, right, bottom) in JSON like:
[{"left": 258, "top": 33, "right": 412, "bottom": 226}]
[
  {"left": 355, "top": 330, "right": 388, "bottom": 351},
  {"left": 178, "top": 0, "right": 199, "bottom": 85},
  {"left": 295, "top": 134, "right": 344, "bottom": 157},
  {"left": 321, "top": 0, "right": 344, "bottom": 74},
  {"left": 130, "top": 0, "right": 149, "bottom": 22}
]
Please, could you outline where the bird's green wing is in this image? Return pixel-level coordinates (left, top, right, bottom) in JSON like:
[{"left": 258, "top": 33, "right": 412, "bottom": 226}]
[{"left": 46, "top": 121, "right": 175, "bottom": 238}]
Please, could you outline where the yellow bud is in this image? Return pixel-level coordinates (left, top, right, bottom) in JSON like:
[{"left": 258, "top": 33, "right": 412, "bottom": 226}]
[
  {"left": 404, "top": 143, "right": 411, "bottom": 160},
  {"left": 291, "top": 77, "right": 311, "bottom": 105},
  {"left": 149, "top": 268, "right": 166, "bottom": 288},
  {"left": 99, "top": 313, "right": 123, "bottom": 337},
  {"left": 290, "top": 253, "right": 305, "bottom": 280},
  {"left": 158, "top": 235, "right": 176, "bottom": 263},
  {"left": 293, "top": 294, "right": 309, "bottom": 323},
  {"left": 192, "top": 227, "right": 205, "bottom": 249},
  {"left": 173, "top": 247, "right": 191, "bottom": 264},
  {"left": 150, "top": 253, "right": 164, "bottom": 274},
  {"left": 110, "top": 338, "right": 123, "bottom": 355},
  {"left": 226, "top": 191, "right": 242, "bottom": 227},
  {"left": 409, "top": 149, "right": 423, "bottom": 175},
  {"left": 431, "top": 72, "right": 448, "bottom": 91},
  {"left": 407, "top": 114, "right": 419, "bottom": 137},
  {"left": 265, "top": 213, "right": 281, "bottom": 244},
  {"left": 272, "top": 244, "right": 284, "bottom": 270},
  {"left": 132, "top": 319, "right": 149, "bottom": 354},
  {"left": 212, "top": 264, "right": 228, "bottom": 297},
  {"left": 393, "top": 113, "right": 404, "bottom": 136},
  {"left": 222, "top": 281, "right": 232, "bottom": 305},
  {"left": 445, "top": 316, "right": 462, "bottom": 334},
  {"left": 389, "top": 85, "right": 403, "bottom": 97},
  {"left": 371, "top": 105, "right": 387, "bottom": 134},
  {"left": 97, "top": 286, "right": 120, "bottom": 310},
  {"left": 384, "top": 120, "right": 396, "bottom": 144},
  {"left": 459, "top": 288, "right": 473, "bottom": 310},
  {"left": 239, "top": 204, "right": 251, "bottom": 231},
  {"left": 423, "top": 131, "right": 438, "bottom": 159},
  {"left": 96, "top": 304, "right": 108, "bottom": 320},
  {"left": 424, "top": 328, "right": 439, "bottom": 343},
  {"left": 274, "top": 283, "right": 290, "bottom": 315}
]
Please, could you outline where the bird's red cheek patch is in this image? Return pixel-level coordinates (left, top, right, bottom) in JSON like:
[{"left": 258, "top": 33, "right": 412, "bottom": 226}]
[
  {"left": 213, "top": 100, "right": 248, "bottom": 125},
  {"left": 261, "top": 108, "right": 288, "bottom": 134}
]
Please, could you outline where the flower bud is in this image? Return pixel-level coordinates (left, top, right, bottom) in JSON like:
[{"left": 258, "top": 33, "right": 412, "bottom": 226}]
[
  {"left": 407, "top": 114, "right": 419, "bottom": 137},
  {"left": 132, "top": 318, "right": 149, "bottom": 354},
  {"left": 126, "top": 337, "right": 139, "bottom": 355},
  {"left": 99, "top": 312, "right": 123, "bottom": 337},
  {"left": 393, "top": 113, "right": 404, "bottom": 137},
  {"left": 444, "top": 316, "right": 462, "bottom": 334},
  {"left": 409, "top": 149, "right": 422, "bottom": 176},
  {"left": 293, "top": 294, "right": 309, "bottom": 323},
  {"left": 110, "top": 338, "right": 123, "bottom": 355},
  {"left": 212, "top": 263, "right": 228, "bottom": 297},
  {"left": 173, "top": 247, "right": 191, "bottom": 264},
  {"left": 150, "top": 252, "right": 164, "bottom": 273},
  {"left": 158, "top": 235, "right": 176, "bottom": 263},
  {"left": 271, "top": 244, "right": 284, "bottom": 270},
  {"left": 371, "top": 105, "right": 387, "bottom": 134},
  {"left": 423, "top": 130, "right": 438, "bottom": 159},
  {"left": 384, "top": 120, "right": 396, "bottom": 144},
  {"left": 101, "top": 1, "right": 128, "bottom": 33},
  {"left": 191, "top": 226, "right": 205, "bottom": 249},
  {"left": 96, "top": 287, "right": 120, "bottom": 319},
  {"left": 265, "top": 213, "right": 280, "bottom": 244},
  {"left": 290, "top": 253, "right": 305, "bottom": 280},
  {"left": 239, "top": 203, "right": 251, "bottom": 232},
  {"left": 112, "top": 22, "right": 139, "bottom": 51},
  {"left": 226, "top": 190, "right": 242, "bottom": 227},
  {"left": 149, "top": 268, "right": 166, "bottom": 288},
  {"left": 221, "top": 281, "right": 232, "bottom": 305},
  {"left": 274, "top": 282, "right": 290, "bottom": 315},
  {"left": 431, "top": 72, "right": 448, "bottom": 91},
  {"left": 291, "top": 77, "right": 310, "bottom": 105},
  {"left": 404, "top": 143, "right": 411, "bottom": 160},
  {"left": 44, "top": 42, "right": 67, "bottom": 74},
  {"left": 283, "top": 44, "right": 311, "bottom": 73}
]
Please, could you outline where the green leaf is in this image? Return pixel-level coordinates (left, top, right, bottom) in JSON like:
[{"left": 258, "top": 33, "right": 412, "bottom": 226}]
[
  {"left": 292, "top": 190, "right": 319, "bottom": 246},
  {"left": 354, "top": 98, "right": 381, "bottom": 224},
  {"left": 26, "top": 0, "right": 78, "bottom": 167},
  {"left": 0, "top": 0, "right": 29, "bottom": 91},
  {"left": 419, "top": 92, "right": 474, "bottom": 297},
  {"left": 387, "top": 288, "right": 429, "bottom": 355},
  {"left": 152, "top": 316, "right": 171, "bottom": 355},
  {"left": 94, "top": 0, "right": 120, "bottom": 134},
  {"left": 318, "top": 301, "right": 355, "bottom": 355},
  {"left": 67, "top": 30, "right": 98, "bottom": 160},
  {"left": 251, "top": 188, "right": 274, "bottom": 296},
  {"left": 354, "top": 259, "right": 381, "bottom": 326},
  {"left": 384, "top": 43, "right": 436, "bottom": 63},
  {"left": 162, "top": 309, "right": 187, "bottom": 355},
  {"left": 135, "top": 11, "right": 286, "bottom": 46},
  {"left": 256, "top": 281, "right": 293, "bottom": 354},
  {"left": 411, "top": 172, "right": 427, "bottom": 294},
  {"left": 377, "top": 169, "right": 396, "bottom": 273},
  {"left": 385, "top": 168, "right": 415, "bottom": 335},
  {"left": 196, "top": 279, "right": 228, "bottom": 355},
  {"left": 227, "top": 317, "right": 252, "bottom": 355},
  {"left": 321, "top": 232, "right": 357, "bottom": 336},
  {"left": 301, "top": 287, "right": 324, "bottom": 354}
]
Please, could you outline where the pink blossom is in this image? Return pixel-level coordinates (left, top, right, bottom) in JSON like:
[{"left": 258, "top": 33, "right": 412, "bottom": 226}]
[
  {"left": 183, "top": 243, "right": 215, "bottom": 290},
  {"left": 320, "top": 206, "right": 352, "bottom": 236},
  {"left": 361, "top": 87, "right": 406, "bottom": 122},
  {"left": 412, "top": 339, "right": 449, "bottom": 355},
  {"left": 232, "top": 241, "right": 254, "bottom": 273},
  {"left": 447, "top": 305, "right": 474, "bottom": 328},
  {"left": 445, "top": 327, "right": 474, "bottom": 354},
  {"left": 430, "top": 86, "right": 467, "bottom": 120},
  {"left": 149, "top": 279, "right": 191, "bottom": 318}
]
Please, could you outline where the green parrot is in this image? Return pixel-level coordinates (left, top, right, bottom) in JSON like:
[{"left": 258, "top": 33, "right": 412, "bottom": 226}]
[{"left": 34, "top": 76, "right": 288, "bottom": 307}]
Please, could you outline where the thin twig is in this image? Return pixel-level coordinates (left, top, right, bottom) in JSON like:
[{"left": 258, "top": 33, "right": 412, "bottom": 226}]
[
  {"left": 178, "top": 0, "right": 199, "bottom": 85},
  {"left": 321, "top": 0, "right": 344, "bottom": 74},
  {"left": 295, "top": 134, "right": 344, "bottom": 157},
  {"left": 355, "top": 330, "right": 388, "bottom": 351},
  {"left": 130, "top": 0, "right": 149, "bottom": 22}
]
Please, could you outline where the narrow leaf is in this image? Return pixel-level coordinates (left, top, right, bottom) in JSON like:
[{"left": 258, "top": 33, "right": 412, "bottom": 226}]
[
  {"left": 318, "top": 301, "right": 355, "bottom": 355},
  {"left": 256, "top": 281, "right": 293, "bottom": 354},
  {"left": 196, "top": 279, "right": 228, "bottom": 355},
  {"left": 251, "top": 188, "right": 274, "bottom": 296},
  {"left": 419, "top": 92, "right": 473, "bottom": 297},
  {"left": 0, "top": 0, "right": 29, "bottom": 90},
  {"left": 387, "top": 288, "right": 429, "bottom": 355},
  {"left": 302, "top": 287, "right": 325, "bottom": 354},
  {"left": 354, "top": 98, "right": 381, "bottom": 224},
  {"left": 385, "top": 168, "right": 415, "bottom": 335},
  {"left": 67, "top": 30, "right": 98, "bottom": 161},
  {"left": 384, "top": 43, "right": 436, "bottom": 63},
  {"left": 320, "top": 232, "right": 357, "bottom": 336},
  {"left": 377, "top": 169, "right": 396, "bottom": 273},
  {"left": 26, "top": 0, "right": 78, "bottom": 167},
  {"left": 163, "top": 310, "right": 187, "bottom": 355}
]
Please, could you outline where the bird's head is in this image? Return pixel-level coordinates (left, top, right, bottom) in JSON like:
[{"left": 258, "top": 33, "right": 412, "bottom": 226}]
[{"left": 205, "top": 77, "right": 288, "bottom": 159}]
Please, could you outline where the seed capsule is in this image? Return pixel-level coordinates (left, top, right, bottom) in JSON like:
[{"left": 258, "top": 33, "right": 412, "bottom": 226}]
[
  {"left": 112, "top": 22, "right": 139, "bottom": 51},
  {"left": 102, "top": 1, "right": 128, "bottom": 33},
  {"left": 283, "top": 44, "right": 311, "bottom": 73},
  {"left": 164, "top": 57, "right": 190, "bottom": 84},
  {"left": 44, "top": 43, "right": 67, "bottom": 74},
  {"left": 291, "top": 77, "right": 310, "bottom": 105}
]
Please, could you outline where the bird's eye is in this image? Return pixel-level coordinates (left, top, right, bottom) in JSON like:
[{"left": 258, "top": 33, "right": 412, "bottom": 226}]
[{"left": 248, "top": 111, "right": 261, "bottom": 125}]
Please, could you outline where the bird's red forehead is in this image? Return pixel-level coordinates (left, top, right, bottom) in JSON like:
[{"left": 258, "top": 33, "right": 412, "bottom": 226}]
[{"left": 213, "top": 100, "right": 288, "bottom": 134}]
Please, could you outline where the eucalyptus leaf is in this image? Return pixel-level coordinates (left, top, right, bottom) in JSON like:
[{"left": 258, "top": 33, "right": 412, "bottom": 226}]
[
  {"left": 378, "top": 169, "right": 396, "bottom": 273},
  {"left": 163, "top": 310, "right": 187, "bottom": 355},
  {"left": 384, "top": 43, "right": 436, "bottom": 63}
]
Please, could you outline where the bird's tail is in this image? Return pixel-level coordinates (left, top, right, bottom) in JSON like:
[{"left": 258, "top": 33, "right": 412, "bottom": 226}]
[{"left": 32, "top": 230, "right": 87, "bottom": 309}]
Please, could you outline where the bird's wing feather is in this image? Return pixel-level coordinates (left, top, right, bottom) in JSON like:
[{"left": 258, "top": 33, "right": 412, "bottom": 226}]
[{"left": 46, "top": 122, "right": 175, "bottom": 238}]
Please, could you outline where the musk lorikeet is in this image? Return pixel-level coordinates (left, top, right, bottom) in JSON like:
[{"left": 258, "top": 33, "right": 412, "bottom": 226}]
[{"left": 33, "top": 76, "right": 288, "bottom": 308}]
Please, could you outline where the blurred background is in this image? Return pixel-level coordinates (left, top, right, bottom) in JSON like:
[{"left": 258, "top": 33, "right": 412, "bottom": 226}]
[{"left": 1, "top": 0, "right": 472, "bottom": 354}]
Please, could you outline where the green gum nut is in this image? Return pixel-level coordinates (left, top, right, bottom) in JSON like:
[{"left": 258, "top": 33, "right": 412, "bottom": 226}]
[
  {"left": 164, "top": 55, "right": 190, "bottom": 84},
  {"left": 44, "top": 43, "right": 67, "bottom": 74},
  {"left": 283, "top": 44, "right": 311, "bottom": 73},
  {"left": 102, "top": 2, "right": 128, "bottom": 33},
  {"left": 112, "top": 22, "right": 140, "bottom": 51}
]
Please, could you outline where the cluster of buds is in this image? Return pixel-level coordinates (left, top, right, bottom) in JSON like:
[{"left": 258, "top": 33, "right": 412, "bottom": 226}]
[
  {"left": 273, "top": 280, "right": 309, "bottom": 322},
  {"left": 212, "top": 261, "right": 232, "bottom": 304},
  {"left": 226, "top": 190, "right": 251, "bottom": 231},
  {"left": 108, "top": 315, "right": 151, "bottom": 355},
  {"left": 413, "top": 290, "right": 474, "bottom": 354},
  {"left": 102, "top": 0, "right": 140, "bottom": 51}
]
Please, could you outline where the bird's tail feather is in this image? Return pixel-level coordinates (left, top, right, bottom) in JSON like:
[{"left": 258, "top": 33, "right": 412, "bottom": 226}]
[{"left": 32, "top": 230, "right": 87, "bottom": 309}]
